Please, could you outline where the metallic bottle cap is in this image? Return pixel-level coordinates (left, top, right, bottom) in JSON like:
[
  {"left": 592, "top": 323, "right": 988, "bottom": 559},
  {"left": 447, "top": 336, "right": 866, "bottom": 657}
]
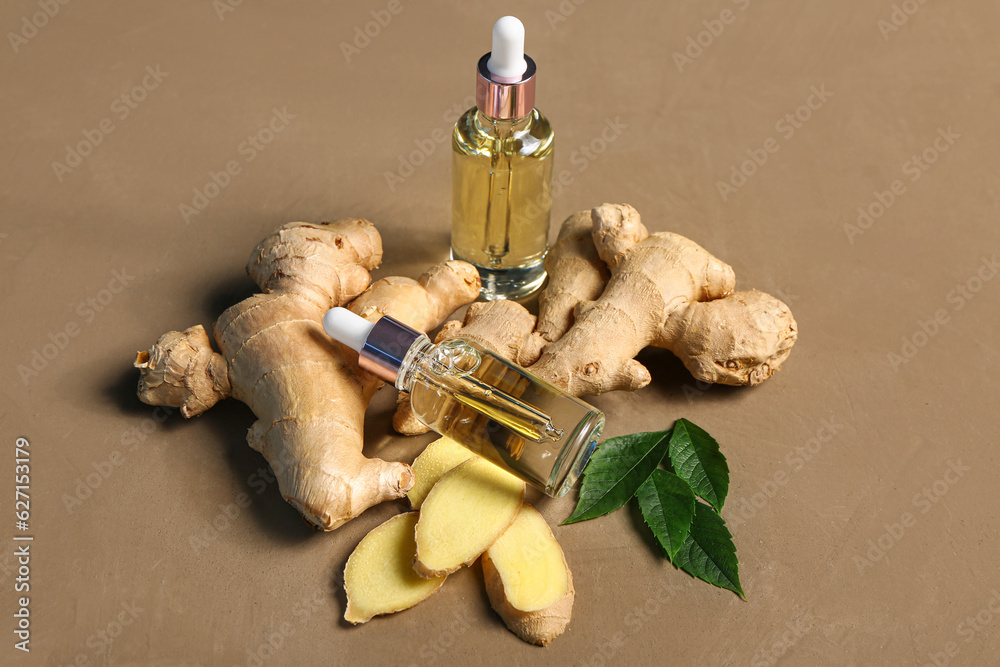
[
  {"left": 476, "top": 53, "right": 536, "bottom": 120},
  {"left": 358, "top": 316, "right": 424, "bottom": 383}
]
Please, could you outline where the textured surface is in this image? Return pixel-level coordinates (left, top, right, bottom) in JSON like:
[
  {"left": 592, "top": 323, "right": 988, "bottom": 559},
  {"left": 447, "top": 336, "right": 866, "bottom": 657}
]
[{"left": 2, "top": 0, "right": 999, "bottom": 664}]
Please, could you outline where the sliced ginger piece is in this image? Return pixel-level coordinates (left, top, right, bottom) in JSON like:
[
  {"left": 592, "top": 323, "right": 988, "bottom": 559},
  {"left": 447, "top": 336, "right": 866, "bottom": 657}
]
[
  {"left": 414, "top": 458, "right": 524, "bottom": 578},
  {"left": 407, "top": 436, "right": 475, "bottom": 510},
  {"left": 484, "top": 556, "right": 574, "bottom": 646},
  {"left": 483, "top": 505, "right": 575, "bottom": 646},
  {"left": 486, "top": 505, "right": 569, "bottom": 611},
  {"left": 343, "top": 512, "right": 445, "bottom": 624}
]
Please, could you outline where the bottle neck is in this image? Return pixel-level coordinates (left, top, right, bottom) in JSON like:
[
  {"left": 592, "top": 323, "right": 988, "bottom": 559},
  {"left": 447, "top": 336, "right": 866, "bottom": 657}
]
[
  {"left": 475, "top": 53, "right": 536, "bottom": 120},
  {"left": 394, "top": 336, "right": 434, "bottom": 392},
  {"left": 356, "top": 316, "right": 426, "bottom": 384},
  {"left": 475, "top": 108, "right": 533, "bottom": 133}
]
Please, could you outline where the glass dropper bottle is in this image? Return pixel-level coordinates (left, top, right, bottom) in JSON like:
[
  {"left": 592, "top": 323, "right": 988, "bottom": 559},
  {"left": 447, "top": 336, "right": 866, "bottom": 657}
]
[
  {"left": 451, "top": 16, "right": 555, "bottom": 300},
  {"left": 323, "top": 308, "right": 604, "bottom": 497}
]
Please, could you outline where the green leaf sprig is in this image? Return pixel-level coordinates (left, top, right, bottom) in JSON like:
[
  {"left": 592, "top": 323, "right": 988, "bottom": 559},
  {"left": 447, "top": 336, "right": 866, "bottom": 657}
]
[{"left": 563, "top": 418, "right": 744, "bottom": 598}]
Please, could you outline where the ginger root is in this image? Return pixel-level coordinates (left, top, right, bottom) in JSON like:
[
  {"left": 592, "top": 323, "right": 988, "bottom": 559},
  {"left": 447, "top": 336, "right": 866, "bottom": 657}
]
[
  {"left": 483, "top": 505, "right": 574, "bottom": 646},
  {"left": 528, "top": 203, "right": 741, "bottom": 394},
  {"left": 535, "top": 210, "right": 610, "bottom": 343},
  {"left": 134, "top": 220, "right": 480, "bottom": 530},
  {"left": 343, "top": 512, "right": 446, "bottom": 624},
  {"left": 348, "top": 261, "right": 480, "bottom": 333},
  {"left": 414, "top": 458, "right": 524, "bottom": 578},
  {"left": 573, "top": 203, "right": 796, "bottom": 388},
  {"left": 395, "top": 204, "right": 797, "bottom": 416}
]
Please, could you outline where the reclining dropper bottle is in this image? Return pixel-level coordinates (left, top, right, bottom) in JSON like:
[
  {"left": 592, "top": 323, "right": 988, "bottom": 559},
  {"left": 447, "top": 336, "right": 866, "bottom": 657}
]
[
  {"left": 451, "top": 16, "right": 554, "bottom": 300},
  {"left": 323, "top": 307, "right": 604, "bottom": 497}
]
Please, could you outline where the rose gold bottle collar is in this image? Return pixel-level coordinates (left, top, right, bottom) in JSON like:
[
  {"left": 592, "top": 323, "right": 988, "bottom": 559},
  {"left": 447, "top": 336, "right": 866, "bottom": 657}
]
[{"left": 475, "top": 53, "right": 536, "bottom": 120}]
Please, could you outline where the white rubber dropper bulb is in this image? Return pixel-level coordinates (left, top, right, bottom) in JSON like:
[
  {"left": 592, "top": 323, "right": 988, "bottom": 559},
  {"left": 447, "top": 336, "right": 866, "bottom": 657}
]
[
  {"left": 487, "top": 16, "right": 527, "bottom": 79},
  {"left": 323, "top": 307, "right": 374, "bottom": 353}
]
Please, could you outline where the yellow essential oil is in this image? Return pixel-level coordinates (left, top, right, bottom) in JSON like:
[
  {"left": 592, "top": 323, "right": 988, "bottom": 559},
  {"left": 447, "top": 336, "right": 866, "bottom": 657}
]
[
  {"left": 451, "top": 108, "right": 554, "bottom": 300},
  {"left": 451, "top": 16, "right": 555, "bottom": 300},
  {"left": 323, "top": 309, "right": 605, "bottom": 498}
]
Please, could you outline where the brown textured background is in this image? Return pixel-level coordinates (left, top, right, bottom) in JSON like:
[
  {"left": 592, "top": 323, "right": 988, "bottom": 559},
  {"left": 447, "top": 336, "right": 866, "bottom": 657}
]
[{"left": 2, "top": 0, "right": 999, "bottom": 665}]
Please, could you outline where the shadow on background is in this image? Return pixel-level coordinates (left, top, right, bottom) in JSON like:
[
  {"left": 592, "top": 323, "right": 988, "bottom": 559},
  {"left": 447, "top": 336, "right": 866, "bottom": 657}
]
[
  {"left": 627, "top": 496, "right": 670, "bottom": 562},
  {"left": 203, "top": 399, "right": 318, "bottom": 546},
  {"left": 635, "top": 347, "right": 745, "bottom": 406},
  {"left": 102, "top": 325, "right": 317, "bottom": 547},
  {"left": 202, "top": 273, "right": 257, "bottom": 325},
  {"left": 331, "top": 550, "right": 353, "bottom": 629}
]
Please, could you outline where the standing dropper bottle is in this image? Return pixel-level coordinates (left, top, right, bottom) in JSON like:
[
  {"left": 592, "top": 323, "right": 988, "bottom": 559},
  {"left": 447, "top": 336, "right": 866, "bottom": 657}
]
[
  {"left": 451, "top": 16, "right": 555, "bottom": 301},
  {"left": 323, "top": 307, "right": 603, "bottom": 497}
]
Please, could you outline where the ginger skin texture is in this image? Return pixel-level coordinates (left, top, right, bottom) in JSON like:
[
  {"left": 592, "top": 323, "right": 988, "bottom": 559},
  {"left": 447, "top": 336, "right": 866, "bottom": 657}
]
[
  {"left": 483, "top": 556, "right": 574, "bottom": 647},
  {"left": 135, "top": 220, "right": 480, "bottom": 530},
  {"left": 535, "top": 210, "right": 610, "bottom": 343},
  {"left": 397, "top": 204, "right": 798, "bottom": 426},
  {"left": 482, "top": 505, "right": 575, "bottom": 646},
  {"left": 393, "top": 203, "right": 797, "bottom": 431}
]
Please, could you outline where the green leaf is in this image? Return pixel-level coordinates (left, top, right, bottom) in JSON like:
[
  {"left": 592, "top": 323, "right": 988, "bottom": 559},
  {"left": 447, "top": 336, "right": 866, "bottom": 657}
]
[
  {"left": 667, "top": 418, "right": 729, "bottom": 511},
  {"left": 636, "top": 470, "right": 696, "bottom": 559},
  {"left": 562, "top": 430, "right": 672, "bottom": 525},
  {"left": 671, "top": 502, "right": 744, "bottom": 598}
]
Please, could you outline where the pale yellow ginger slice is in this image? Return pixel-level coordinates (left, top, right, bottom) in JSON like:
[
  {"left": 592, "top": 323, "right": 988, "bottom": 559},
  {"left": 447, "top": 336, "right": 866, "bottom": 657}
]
[
  {"left": 343, "top": 513, "right": 445, "bottom": 624},
  {"left": 482, "top": 505, "right": 574, "bottom": 646},
  {"left": 414, "top": 458, "right": 524, "bottom": 578},
  {"left": 407, "top": 436, "right": 475, "bottom": 510},
  {"left": 484, "top": 556, "right": 574, "bottom": 646},
  {"left": 486, "top": 505, "right": 569, "bottom": 611}
]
